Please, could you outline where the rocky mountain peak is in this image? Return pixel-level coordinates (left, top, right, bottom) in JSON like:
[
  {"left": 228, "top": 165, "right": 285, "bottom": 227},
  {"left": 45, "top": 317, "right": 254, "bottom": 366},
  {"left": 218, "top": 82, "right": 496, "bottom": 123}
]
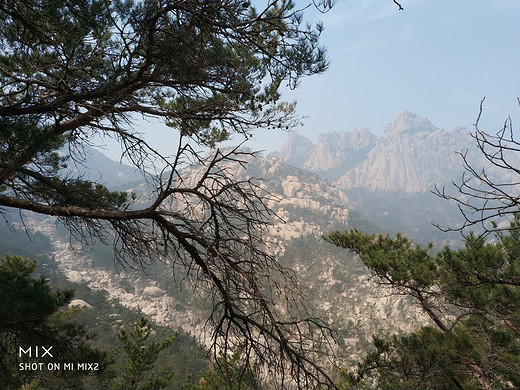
[
  {"left": 279, "top": 132, "right": 314, "bottom": 167},
  {"left": 383, "top": 111, "right": 438, "bottom": 138},
  {"left": 280, "top": 128, "right": 377, "bottom": 181},
  {"left": 277, "top": 112, "right": 479, "bottom": 194},
  {"left": 314, "top": 127, "right": 376, "bottom": 151}
]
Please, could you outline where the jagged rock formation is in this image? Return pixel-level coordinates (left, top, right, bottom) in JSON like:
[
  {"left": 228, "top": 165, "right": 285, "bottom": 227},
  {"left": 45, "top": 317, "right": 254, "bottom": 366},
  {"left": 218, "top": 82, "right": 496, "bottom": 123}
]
[
  {"left": 382, "top": 110, "right": 437, "bottom": 137},
  {"left": 278, "top": 111, "right": 515, "bottom": 244},
  {"left": 280, "top": 128, "right": 376, "bottom": 181},
  {"left": 280, "top": 111, "right": 475, "bottom": 193},
  {"left": 305, "top": 128, "right": 377, "bottom": 181},
  {"left": 14, "top": 152, "right": 430, "bottom": 367},
  {"left": 336, "top": 123, "right": 471, "bottom": 193},
  {"left": 279, "top": 132, "right": 314, "bottom": 168}
]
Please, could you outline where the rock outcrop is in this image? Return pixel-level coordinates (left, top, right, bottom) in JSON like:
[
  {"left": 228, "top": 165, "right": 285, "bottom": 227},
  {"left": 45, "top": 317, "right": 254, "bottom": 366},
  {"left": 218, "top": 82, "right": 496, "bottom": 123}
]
[
  {"left": 336, "top": 124, "right": 471, "bottom": 193},
  {"left": 279, "top": 132, "right": 314, "bottom": 168},
  {"left": 19, "top": 152, "right": 429, "bottom": 366},
  {"left": 280, "top": 111, "right": 476, "bottom": 193}
]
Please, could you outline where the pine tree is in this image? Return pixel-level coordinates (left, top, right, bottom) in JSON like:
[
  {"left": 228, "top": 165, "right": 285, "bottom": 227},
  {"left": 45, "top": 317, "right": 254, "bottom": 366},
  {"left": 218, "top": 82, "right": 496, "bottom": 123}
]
[
  {"left": 0, "top": 254, "right": 108, "bottom": 390},
  {"left": 327, "top": 215, "right": 520, "bottom": 389},
  {"left": 0, "top": 2, "right": 335, "bottom": 386},
  {"left": 111, "top": 316, "right": 176, "bottom": 390},
  {"left": 183, "top": 348, "right": 262, "bottom": 390}
]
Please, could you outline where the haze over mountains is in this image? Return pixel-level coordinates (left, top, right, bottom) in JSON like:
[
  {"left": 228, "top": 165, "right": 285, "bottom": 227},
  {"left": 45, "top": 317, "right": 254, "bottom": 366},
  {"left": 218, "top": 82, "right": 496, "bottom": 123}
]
[
  {"left": 278, "top": 111, "right": 518, "bottom": 244},
  {"left": 4, "top": 110, "right": 512, "bottom": 372},
  {"left": 64, "top": 146, "right": 143, "bottom": 189},
  {"left": 280, "top": 111, "right": 473, "bottom": 193}
]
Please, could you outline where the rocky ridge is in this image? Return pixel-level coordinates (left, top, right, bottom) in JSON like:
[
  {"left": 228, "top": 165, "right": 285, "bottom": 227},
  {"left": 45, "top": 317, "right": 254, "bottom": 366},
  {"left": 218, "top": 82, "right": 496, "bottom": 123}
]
[
  {"left": 278, "top": 111, "right": 520, "bottom": 244},
  {"left": 336, "top": 125, "right": 470, "bottom": 193},
  {"left": 280, "top": 111, "right": 475, "bottom": 193},
  {"left": 18, "top": 153, "right": 429, "bottom": 365}
]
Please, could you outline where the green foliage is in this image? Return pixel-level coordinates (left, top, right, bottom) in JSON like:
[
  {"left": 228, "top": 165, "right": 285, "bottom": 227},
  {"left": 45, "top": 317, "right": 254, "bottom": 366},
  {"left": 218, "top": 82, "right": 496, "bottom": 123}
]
[
  {"left": 325, "top": 229, "right": 439, "bottom": 307},
  {"left": 0, "top": 254, "right": 108, "bottom": 390},
  {"left": 0, "top": 255, "right": 72, "bottom": 336},
  {"left": 26, "top": 252, "right": 211, "bottom": 389},
  {"left": 0, "top": 0, "right": 328, "bottom": 214},
  {"left": 182, "top": 348, "right": 262, "bottom": 390},
  {"left": 111, "top": 316, "right": 177, "bottom": 390},
  {"left": 328, "top": 213, "right": 520, "bottom": 389}
]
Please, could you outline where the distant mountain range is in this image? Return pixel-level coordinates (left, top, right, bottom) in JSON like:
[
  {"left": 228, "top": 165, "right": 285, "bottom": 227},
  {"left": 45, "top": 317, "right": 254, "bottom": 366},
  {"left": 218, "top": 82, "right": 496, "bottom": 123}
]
[
  {"left": 281, "top": 111, "right": 475, "bottom": 193},
  {"left": 62, "top": 146, "right": 143, "bottom": 190},
  {"left": 278, "top": 111, "right": 519, "bottom": 244},
  {"left": 9, "top": 110, "right": 513, "bottom": 370}
]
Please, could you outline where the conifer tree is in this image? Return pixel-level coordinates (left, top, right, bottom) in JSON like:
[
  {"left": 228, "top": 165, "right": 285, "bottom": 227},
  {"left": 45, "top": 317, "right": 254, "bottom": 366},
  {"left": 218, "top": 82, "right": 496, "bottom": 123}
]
[
  {"left": 0, "top": 1, "right": 335, "bottom": 386},
  {"left": 326, "top": 216, "right": 520, "bottom": 389},
  {"left": 0, "top": 254, "right": 108, "bottom": 390},
  {"left": 111, "top": 316, "right": 177, "bottom": 390},
  {"left": 183, "top": 348, "right": 262, "bottom": 390}
]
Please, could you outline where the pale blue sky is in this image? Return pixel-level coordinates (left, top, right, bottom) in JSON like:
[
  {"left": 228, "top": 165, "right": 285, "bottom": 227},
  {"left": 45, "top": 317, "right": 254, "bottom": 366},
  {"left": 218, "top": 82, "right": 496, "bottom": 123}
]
[
  {"left": 98, "top": 1, "right": 520, "bottom": 161},
  {"left": 259, "top": 0, "right": 520, "bottom": 148}
]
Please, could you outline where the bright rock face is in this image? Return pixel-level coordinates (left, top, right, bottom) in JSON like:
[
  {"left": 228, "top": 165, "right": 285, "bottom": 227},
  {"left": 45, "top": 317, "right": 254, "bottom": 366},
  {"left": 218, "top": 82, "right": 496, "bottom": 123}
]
[{"left": 280, "top": 111, "right": 487, "bottom": 193}]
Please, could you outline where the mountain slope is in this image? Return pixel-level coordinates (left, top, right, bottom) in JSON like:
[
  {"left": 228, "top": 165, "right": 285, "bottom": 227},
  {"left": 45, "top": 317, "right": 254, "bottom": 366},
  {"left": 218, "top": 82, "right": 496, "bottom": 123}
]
[
  {"left": 280, "top": 111, "right": 475, "bottom": 194},
  {"left": 62, "top": 146, "right": 143, "bottom": 190},
  {"left": 10, "top": 152, "right": 430, "bottom": 368}
]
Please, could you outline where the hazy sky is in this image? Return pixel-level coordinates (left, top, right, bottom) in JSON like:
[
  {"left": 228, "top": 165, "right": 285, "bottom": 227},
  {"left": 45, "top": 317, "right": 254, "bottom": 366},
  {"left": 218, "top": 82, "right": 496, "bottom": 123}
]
[
  {"left": 98, "top": 0, "right": 520, "bottom": 161},
  {"left": 261, "top": 0, "right": 520, "bottom": 148}
]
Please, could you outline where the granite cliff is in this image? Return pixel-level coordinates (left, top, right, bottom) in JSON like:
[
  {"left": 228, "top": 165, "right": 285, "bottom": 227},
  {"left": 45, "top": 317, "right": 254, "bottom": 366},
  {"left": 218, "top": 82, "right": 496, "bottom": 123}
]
[
  {"left": 278, "top": 111, "right": 511, "bottom": 244},
  {"left": 280, "top": 111, "right": 474, "bottom": 194}
]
